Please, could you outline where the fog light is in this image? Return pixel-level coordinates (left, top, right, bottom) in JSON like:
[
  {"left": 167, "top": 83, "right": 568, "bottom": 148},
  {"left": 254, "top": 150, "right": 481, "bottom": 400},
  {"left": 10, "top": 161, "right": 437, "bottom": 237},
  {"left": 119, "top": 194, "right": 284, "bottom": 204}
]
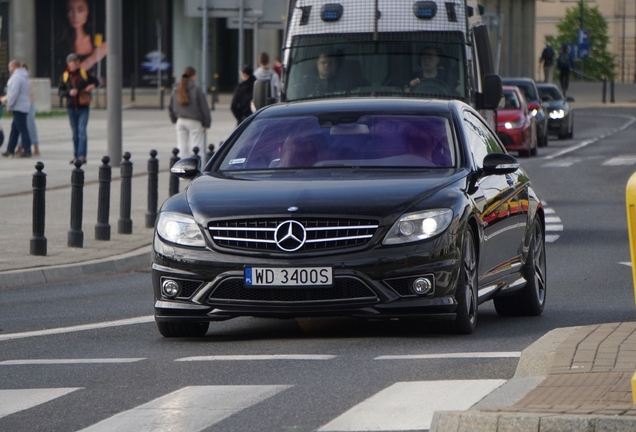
[
  {"left": 162, "top": 279, "right": 181, "bottom": 298},
  {"left": 412, "top": 278, "right": 433, "bottom": 295}
]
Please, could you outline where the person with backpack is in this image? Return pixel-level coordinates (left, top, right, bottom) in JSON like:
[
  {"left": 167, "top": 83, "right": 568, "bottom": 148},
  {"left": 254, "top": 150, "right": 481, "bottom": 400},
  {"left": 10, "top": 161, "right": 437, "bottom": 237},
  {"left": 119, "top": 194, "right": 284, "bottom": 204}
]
[
  {"left": 254, "top": 52, "right": 280, "bottom": 102},
  {"left": 557, "top": 45, "right": 573, "bottom": 97},
  {"left": 58, "top": 53, "right": 98, "bottom": 165},
  {"left": 540, "top": 44, "right": 555, "bottom": 83}
]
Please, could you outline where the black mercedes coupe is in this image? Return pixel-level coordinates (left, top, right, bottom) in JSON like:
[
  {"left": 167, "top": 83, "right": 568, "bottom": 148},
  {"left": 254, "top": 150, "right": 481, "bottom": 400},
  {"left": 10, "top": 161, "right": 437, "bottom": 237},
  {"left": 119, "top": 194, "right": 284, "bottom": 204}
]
[{"left": 152, "top": 98, "right": 546, "bottom": 337}]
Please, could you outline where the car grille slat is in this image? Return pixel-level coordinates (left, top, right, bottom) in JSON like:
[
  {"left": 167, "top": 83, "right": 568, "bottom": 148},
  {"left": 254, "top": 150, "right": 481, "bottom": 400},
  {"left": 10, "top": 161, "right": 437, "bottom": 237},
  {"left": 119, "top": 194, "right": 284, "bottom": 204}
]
[
  {"left": 208, "top": 277, "right": 377, "bottom": 303},
  {"left": 208, "top": 218, "right": 379, "bottom": 252}
]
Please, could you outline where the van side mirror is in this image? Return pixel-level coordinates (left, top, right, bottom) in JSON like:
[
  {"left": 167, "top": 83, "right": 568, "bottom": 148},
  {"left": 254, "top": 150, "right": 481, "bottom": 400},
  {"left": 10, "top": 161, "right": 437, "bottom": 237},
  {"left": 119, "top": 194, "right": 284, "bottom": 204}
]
[{"left": 479, "top": 75, "right": 503, "bottom": 110}]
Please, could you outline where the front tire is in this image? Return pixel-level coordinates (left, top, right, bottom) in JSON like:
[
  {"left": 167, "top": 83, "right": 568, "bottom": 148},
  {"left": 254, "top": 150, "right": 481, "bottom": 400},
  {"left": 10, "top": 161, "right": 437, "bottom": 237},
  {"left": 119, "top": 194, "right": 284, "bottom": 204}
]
[
  {"left": 445, "top": 227, "right": 478, "bottom": 334},
  {"left": 494, "top": 219, "right": 547, "bottom": 316},
  {"left": 156, "top": 321, "right": 209, "bottom": 338}
]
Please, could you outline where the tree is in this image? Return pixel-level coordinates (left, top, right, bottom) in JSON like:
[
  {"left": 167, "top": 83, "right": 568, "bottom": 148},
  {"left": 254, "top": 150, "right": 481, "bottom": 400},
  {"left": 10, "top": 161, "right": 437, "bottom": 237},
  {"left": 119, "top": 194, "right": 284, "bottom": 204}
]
[{"left": 552, "top": 2, "right": 615, "bottom": 81}]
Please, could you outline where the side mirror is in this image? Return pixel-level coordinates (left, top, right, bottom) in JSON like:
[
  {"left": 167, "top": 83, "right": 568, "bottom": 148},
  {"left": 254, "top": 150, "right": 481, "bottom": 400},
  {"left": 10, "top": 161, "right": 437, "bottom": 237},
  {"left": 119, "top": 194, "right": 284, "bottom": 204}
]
[
  {"left": 566, "top": 96, "right": 575, "bottom": 103},
  {"left": 479, "top": 74, "right": 503, "bottom": 110},
  {"left": 171, "top": 157, "right": 201, "bottom": 179},
  {"left": 482, "top": 153, "right": 519, "bottom": 175}
]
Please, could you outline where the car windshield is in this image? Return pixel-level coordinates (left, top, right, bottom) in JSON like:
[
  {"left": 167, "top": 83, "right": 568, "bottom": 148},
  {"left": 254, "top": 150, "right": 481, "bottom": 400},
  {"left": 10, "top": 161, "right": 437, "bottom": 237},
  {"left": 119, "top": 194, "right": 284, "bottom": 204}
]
[
  {"left": 500, "top": 90, "right": 521, "bottom": 110},
  {"left": 504, "top": 81, "right": 538, "bottom": 102},
  {"left": 219, "top": 114, "right": 456, "bottom": 171},
  {"left": 537, "top": 86, "right": 564, "bottom": 102},
  {"left": 284, "top": 32, "right": 466, "bottom": 102}
]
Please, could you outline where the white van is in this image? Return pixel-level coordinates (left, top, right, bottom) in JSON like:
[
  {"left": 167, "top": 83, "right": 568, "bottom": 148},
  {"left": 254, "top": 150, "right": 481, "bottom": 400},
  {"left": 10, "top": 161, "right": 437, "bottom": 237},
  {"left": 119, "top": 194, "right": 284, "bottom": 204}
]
[{"left": 255, "top": 0, "right": 501, "bottom": 116}]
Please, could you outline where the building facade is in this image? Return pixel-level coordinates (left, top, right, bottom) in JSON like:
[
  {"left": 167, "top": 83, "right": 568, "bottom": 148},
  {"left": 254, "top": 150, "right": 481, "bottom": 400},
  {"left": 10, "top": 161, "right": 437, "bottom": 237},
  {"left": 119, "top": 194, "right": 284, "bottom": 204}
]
[{"left": 536, "top": 0, "right": 636, "bottom": 83}]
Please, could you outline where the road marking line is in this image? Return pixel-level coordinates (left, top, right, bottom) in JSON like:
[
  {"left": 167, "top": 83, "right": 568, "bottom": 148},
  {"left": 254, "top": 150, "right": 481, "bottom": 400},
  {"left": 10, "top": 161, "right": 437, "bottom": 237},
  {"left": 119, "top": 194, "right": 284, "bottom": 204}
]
[
  {"left": 546, "top": 235, "right": 560, "bottom": 243},
  {"left": 620, "top": 262, "right": 633, "bottom": 267},
  {"left": 374, "top": 352, "right": 521, "bottom": 360},
  {"left": 543, "top": 161, "right": 575, "bottom": 168},
  {"left": 544, "top": 216, "right": 561, "bottom": 224},
  {"left": 175, "top": 355, "right": 335, "bottom": 361},
  {"left": 0, "top": 388, "right": 81, "bottom": 419},
  {"left": 0, "top": 358, "right": 146, "bottom": 365},
  {"left": 545, "top": 115, "right": 636, "bottom": 160},
  {"left": 544, "top": 208, "right": 555, "bottom": 214},
  {"left": 76, "top": 385, "right": 290, "bottom": 432},
  {"left": 603, "top": 156, "right": 636, "bottom": 166},
  {"left": 318, "top": 380, "right": 506, "bottom": 431},
  {"left": 0, "top": 316, "right": 154, "bottom": 342}
]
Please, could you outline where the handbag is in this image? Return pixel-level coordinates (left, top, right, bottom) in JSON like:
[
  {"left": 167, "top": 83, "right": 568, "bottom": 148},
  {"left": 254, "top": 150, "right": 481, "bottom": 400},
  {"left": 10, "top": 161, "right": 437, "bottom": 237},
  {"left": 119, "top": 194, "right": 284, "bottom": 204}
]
[{"left": 78, "top": 90, "right": 91, "bottom": 107}]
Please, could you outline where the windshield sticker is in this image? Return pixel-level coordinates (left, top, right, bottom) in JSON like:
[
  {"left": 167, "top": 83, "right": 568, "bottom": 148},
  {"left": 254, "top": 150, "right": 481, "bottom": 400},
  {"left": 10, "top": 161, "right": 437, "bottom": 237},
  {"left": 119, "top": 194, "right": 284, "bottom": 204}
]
[{"left": 229, "top": 158, "right": 246, "bottom": 165}]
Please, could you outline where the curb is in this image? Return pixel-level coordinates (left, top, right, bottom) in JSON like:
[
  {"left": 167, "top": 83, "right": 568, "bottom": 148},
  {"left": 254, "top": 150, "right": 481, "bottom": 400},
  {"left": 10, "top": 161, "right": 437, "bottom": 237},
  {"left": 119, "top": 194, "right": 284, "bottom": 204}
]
[
  {"left": 0, "top": 245, "right": 152, "bottom": 291},
  {"left": 429, "top": 326, "right": 587, "bottom": 432}
]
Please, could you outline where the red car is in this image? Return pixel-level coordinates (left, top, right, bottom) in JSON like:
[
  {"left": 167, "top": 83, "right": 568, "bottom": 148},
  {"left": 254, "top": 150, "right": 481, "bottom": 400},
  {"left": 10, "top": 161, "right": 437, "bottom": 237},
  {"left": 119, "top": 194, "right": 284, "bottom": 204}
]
[{"left": 497, "top": 86, "right": 537, "bottom": 157}]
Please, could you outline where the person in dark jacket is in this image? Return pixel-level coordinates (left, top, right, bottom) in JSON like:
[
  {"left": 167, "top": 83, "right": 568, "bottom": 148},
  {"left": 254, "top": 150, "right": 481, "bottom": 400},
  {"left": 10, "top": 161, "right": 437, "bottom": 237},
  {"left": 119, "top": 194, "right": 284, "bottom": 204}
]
[
  {"left": 169, "top": 66, "right": 212, "bottom": 157},
  {"left": 231, "top": 64, "right": 256, "bottom": 125},
  {"left": 58, "top": 53, "right": 98, "bottom": 165}
]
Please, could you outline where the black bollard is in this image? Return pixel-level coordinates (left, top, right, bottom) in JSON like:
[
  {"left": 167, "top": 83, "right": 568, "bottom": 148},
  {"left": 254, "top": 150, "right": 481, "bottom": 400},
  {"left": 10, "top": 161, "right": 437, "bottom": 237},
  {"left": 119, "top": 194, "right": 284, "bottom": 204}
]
[
  {"left": 146, "top": 150, "right": 159, "bottom": 228},
  {"left": 602, "top": 79, "right": 607, "bottom": 104},
  {"left": 193, "top": 146, "right": 201, "bottom": 164},
  {"left": 95, "top": 156, "right": 112, "bottom": 241},
  {"left": 68, "top": 160, "right": 84, "bottom": 248},
  {"left": 118, "top": 152, "right": 133, "bottom": 234},
  {"left": 205, "top": 143, "right": 215, "bottom": 165},
  {"left": 169, "top": 147, "right": 180, "bottom": 197},
  {"left": 30, "top": 162, "right": 47, "bottom": 256},
  {"left": 611, "top": 80, "right": 616, "bottom": 103},
  {"left": 131, "top": 74, "right": 136, "bottom": 101}
]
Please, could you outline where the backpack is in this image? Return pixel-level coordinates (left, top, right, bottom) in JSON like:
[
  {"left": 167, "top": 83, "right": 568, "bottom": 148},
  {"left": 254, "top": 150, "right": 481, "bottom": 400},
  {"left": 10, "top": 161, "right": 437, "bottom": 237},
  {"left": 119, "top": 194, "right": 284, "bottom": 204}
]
[{"left": 557, "top": 52, "right": 570, "bottom": 69}]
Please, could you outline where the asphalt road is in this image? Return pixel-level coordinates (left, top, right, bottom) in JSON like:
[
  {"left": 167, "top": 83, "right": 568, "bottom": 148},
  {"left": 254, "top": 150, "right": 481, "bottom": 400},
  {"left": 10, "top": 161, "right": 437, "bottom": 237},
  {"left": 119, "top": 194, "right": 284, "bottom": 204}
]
[{"left": 1, "top": 107, "right": 635, "bottom": 432}]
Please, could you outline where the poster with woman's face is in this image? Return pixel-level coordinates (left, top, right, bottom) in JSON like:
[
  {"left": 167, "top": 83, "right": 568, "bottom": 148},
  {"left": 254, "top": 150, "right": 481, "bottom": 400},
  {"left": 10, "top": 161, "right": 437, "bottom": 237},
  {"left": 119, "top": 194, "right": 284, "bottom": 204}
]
[{"left": 35, "top": 0, "right": 106, "bottom": 84}]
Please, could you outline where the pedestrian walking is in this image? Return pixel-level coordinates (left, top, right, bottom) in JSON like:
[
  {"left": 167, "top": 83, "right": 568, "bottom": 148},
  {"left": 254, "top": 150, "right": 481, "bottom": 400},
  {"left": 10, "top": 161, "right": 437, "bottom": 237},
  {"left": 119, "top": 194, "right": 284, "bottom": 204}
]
[
  {"left": 557, "top": 45, "right": 573, "bottom": 97},
  {"left": 231, "top": 64, "right": 256, "bottom": 125},
  {"left": 540, "top": 44, "right": 555, "bottom": 83},
  {"left": 2, "top": 60, "right": 32, "bottom": 158},
  {"left": 58, "top": 53, "right": 98, "bottom": 165},
  {"left": 169, "top": 66, "right": 211, "bottom": 157},
  {"left": 16, "top": 64, "right": 40, "bottom": 156}
]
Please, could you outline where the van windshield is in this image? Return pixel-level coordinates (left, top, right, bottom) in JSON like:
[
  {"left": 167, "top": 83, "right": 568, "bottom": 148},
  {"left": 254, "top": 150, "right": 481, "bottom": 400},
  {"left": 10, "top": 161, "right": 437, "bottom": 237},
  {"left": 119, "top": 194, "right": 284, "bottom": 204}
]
[{"left": 284, "top": 32, "right": 466, "bottom": 102}]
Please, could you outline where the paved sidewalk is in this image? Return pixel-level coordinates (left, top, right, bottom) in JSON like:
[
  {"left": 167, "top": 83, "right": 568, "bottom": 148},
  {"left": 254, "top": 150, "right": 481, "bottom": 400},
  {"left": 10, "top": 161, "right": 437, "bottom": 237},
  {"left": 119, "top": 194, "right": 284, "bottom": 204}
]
[
  {"left": 431, "top": 323, "right": 636, "bottom": 431},
  {"left": 0, "top": 96, "right": 238, "bottom": 289}
]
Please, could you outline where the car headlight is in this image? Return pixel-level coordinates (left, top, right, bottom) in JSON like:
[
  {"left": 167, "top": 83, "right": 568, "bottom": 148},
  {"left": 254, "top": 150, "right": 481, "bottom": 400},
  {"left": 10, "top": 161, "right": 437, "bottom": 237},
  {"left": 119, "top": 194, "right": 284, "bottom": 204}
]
[
  {"left": 549, "top": 109, "right": 565, "bottom": 119},
  {"left": 383, "top": 209, "right": 453, "bottom": 245},
  {"left": 504, "top": 120, "right": 524, "bottom": 130},
  {"left": 156, "top": 212, "right": 206, "bottom": 247},
  {"left": 530, "top": 109, "right": 538, "bottom": 117}
]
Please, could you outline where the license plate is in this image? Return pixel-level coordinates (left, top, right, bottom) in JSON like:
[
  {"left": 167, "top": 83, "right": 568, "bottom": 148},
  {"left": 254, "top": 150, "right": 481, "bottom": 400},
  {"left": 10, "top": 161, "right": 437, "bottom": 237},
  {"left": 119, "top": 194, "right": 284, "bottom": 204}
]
[{"left": 244, "top": 267, "right": 333, "bottom": 286}]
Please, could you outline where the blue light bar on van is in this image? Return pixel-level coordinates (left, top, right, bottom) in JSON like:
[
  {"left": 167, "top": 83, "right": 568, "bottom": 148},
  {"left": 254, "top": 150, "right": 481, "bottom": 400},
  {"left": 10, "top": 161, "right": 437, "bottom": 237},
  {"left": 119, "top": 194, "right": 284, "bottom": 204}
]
[
  {"left": 413, "top": 1, "right": 438, "bottom": 20},
  {"left": 321, "top": 4, "right": 343, "bottom": 22}
]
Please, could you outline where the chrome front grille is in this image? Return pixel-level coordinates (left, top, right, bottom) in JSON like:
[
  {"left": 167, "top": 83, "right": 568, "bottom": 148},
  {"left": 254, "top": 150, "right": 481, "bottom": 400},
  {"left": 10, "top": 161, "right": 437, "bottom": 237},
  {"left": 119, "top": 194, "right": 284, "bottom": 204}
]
[
  {"left": 208, "top": 218, "right": 379, "bottom": 252},
  {"left": 207, "top": 276, "right": 378, "bottom": 303}
]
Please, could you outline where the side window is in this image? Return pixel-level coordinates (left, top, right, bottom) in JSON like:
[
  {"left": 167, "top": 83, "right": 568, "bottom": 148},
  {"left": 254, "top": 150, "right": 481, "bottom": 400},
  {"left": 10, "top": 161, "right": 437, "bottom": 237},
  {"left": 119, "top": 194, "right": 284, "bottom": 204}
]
[{"left": 463, "top": 111, "right": 504, "bottom": 168}]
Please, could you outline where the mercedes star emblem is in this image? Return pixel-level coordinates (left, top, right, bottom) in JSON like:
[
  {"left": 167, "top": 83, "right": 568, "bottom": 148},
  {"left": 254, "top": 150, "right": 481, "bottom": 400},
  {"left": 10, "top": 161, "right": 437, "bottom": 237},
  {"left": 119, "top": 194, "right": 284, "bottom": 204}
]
[{"left": 274, "top": 220, "right": 306, "bottom": 252}]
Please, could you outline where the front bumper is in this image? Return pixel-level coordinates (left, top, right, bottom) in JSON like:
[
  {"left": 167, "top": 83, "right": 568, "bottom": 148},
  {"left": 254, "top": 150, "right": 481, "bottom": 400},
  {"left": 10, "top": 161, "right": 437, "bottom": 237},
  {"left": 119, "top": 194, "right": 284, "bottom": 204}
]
[
  {"left": 497, "top": 130, "right": 527, "bottom": 151},
  {"left": 152, "top": 232, "right": 462, "bottom": 322}
]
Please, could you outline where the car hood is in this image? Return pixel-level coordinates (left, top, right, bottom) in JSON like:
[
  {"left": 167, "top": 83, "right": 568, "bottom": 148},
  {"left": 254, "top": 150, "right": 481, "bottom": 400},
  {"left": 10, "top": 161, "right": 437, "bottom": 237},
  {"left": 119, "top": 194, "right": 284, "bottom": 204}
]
[
  {"left": 497, "top": 110, "right": 523, "bottom": 122},
  {"left": 543, "top": 101, "right": 567, "bottom": 111},
  {"left": 185, "top": 170, "right": 465, "bottom": 225}
]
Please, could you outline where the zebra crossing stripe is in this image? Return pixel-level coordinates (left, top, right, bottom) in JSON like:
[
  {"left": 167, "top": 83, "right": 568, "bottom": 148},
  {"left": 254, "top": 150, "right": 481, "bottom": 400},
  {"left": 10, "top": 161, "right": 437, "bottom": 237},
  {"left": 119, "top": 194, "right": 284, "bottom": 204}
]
[
  {"left": 76, "top": 385, "right": 290, "bottom": 432},
  {"left": 545, "top": 235, "right": 560, "bottom": 243},
  {"left": 0, "top": 388, "right": 81, "bottom": 419},
  {"left": 318, "top": 380, "right": 506, "bottom": 431}
]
